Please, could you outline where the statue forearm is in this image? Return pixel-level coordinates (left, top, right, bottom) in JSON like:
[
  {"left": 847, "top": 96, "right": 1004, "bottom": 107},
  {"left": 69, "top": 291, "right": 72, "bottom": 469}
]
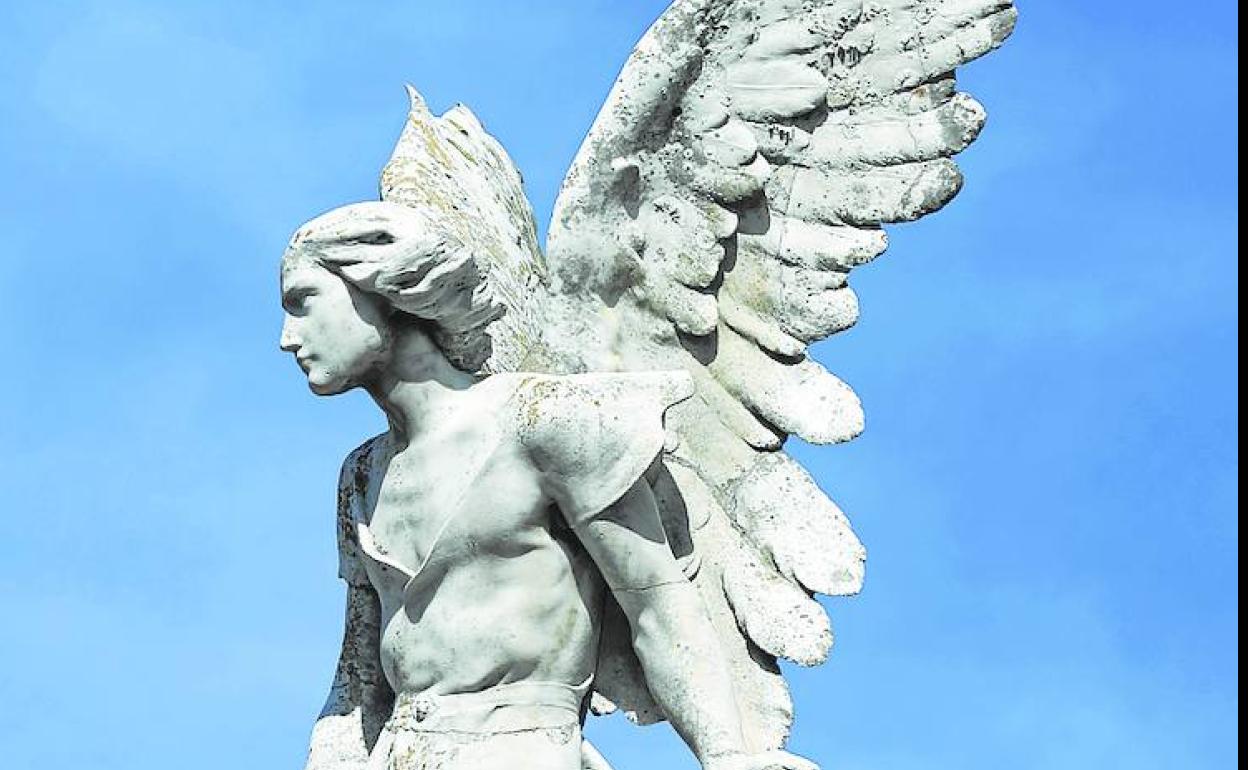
[
  {"left": 615, "top": 581, "right": 746, "bottom": 765},
  {"left": 305, "top": 705, "right": 372, "bottom": 770},
  {"left": 306, "top": 582, "right": 394, "bottom": 770}
]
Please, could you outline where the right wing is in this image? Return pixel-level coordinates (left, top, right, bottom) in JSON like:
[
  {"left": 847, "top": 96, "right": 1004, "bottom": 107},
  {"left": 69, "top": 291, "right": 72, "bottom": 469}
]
[{"left": 380, "top": 87, "right": 550, "bottom": 377}]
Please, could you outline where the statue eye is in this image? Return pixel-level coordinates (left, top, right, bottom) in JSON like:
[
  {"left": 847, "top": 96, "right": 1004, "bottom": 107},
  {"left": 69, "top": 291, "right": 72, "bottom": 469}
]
[{"left": 283, "top": 288, "right": 314, "bottom": 313}]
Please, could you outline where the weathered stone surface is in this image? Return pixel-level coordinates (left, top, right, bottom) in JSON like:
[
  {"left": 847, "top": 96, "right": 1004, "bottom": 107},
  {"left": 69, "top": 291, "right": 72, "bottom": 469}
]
[{"left": 281, "top": 2, "right": 1015, "bottom": 768}]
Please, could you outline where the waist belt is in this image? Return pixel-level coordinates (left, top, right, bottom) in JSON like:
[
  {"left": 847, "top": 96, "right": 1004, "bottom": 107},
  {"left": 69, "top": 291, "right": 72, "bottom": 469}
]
[{"left": 387, "top": 679, "right": 591, "bottom": 735}]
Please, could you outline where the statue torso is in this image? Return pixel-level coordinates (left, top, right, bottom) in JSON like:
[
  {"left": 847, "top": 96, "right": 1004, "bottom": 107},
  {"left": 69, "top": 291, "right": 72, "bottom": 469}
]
[{"left": 352, "top": 374, "right": 605, "bottom": 697}]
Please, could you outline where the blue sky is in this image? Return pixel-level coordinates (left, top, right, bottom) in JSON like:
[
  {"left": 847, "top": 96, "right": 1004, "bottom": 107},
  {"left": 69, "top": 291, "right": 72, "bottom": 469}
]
[{"left": 0, "top": 2, "right": 1236, "bottom": 769}]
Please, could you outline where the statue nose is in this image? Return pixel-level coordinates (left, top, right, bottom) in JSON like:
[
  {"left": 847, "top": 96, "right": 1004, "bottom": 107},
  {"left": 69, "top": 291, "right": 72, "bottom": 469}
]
[{"left": 279, "top": 317, "right": 299, "bottom": 352}]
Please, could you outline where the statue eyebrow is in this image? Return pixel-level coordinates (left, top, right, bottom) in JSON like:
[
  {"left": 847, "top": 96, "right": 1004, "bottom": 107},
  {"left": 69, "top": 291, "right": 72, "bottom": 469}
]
[
  {"left": 281, "top": 285, "right": 315, "bottom": 308},
  {"left": 282, "top": 282, "right": 314, "bottom": 297}
]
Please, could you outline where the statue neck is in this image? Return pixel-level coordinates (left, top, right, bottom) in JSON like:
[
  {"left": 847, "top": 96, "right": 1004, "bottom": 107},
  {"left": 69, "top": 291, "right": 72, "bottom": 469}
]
[{"left": 365, "top": 324, "right": 479, "bottom": 446}]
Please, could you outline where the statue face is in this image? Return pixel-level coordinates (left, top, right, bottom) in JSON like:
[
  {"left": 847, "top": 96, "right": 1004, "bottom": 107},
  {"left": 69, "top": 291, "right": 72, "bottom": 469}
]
[{"left": 279, "top": 262, "right": 393, "bottom": 395}]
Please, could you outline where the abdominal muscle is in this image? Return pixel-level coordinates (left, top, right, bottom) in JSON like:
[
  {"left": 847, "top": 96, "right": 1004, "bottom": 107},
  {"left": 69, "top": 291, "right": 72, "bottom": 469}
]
[{"left": 375, "top": 534, "right": 604, "bottom": 698}]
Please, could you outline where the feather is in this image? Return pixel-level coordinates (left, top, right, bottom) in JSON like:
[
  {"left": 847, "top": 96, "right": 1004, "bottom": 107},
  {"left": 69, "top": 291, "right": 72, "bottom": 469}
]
[
  {"left": 772, "top": 159, "right": 965, "bottom": 226},
  {"left": 741, "top": 210, "right": 889, "bottom": 271},
  {"left": 719, "top": 290, "right": 808, "bottom": 358},
  {"left": 725, "top": 452, "right": 866, "bottom": 597},
  {"left": 726, "top": 58, "right": 828, "bottom": 121},
  {"left": 710, "top": 325, "right": 864, "bottom": 445},
  {"left": 722, "top": 528, "right": 834, "bottom": 666},
  {"left": 807, "top": 92, "right": 988, "bottom": 168},
  {"left": 729, "top": 236, "right": 861, "bottom": 341}
]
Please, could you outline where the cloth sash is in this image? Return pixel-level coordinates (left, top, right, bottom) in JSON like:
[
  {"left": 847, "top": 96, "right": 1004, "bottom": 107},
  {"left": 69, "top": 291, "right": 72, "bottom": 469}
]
[{"left": 367, "top": 679, "right": 591, "bottom": 770}]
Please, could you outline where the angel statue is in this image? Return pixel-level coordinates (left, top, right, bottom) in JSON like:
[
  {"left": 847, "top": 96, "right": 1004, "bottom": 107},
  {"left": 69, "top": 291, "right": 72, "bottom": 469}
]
[{"left": 279, "top": 1, "right": 1015, "bottom": 768}]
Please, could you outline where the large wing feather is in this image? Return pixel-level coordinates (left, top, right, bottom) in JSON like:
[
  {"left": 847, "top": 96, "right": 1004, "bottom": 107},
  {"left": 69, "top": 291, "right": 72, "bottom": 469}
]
[{"left": 545, "top": 0, "right": 1016, "bottom": 749}]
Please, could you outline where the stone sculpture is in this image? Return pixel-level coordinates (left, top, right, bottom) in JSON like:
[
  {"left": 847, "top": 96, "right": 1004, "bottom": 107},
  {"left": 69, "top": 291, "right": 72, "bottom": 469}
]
[{"left": 279, "top": 2, "right": 1016, "bottom": 768}]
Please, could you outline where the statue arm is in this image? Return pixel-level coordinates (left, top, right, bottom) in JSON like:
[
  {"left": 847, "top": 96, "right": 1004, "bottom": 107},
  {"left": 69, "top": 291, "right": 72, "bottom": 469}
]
[
  {"left": 305, "top": 445, "right": 395, "bottom": 770},
  {"left": 572, "top": 480, "right": 812, "bottom": 770},
  {"left": 305, "top": 581, "right": 394, "bottom": 769}
]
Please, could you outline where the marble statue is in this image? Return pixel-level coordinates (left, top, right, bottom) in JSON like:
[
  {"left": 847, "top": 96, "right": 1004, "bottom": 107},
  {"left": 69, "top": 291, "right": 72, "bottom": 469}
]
[{"left": 279, "top": 2, "right": 1016, "bottom": 768}]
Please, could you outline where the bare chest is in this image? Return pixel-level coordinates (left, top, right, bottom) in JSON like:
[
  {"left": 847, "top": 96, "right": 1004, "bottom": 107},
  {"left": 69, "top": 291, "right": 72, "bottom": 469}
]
[{"left": 364, "top": 425, "right": 547, "bottom": 574}]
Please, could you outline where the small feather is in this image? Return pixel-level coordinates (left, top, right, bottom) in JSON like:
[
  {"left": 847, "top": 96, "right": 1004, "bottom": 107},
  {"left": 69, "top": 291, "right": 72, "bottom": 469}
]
[
  {"left": 709, "top": 326, "right": 864, "bottom": 445},
  {"left": 773, "top": 159, "right": 964, "bottom": 226},
  {"left": 678, "top": 336, "right": 787, "bottom": 451},
  {"left": 722, "top": 528, "right": 834, "bottom": 666},
  {"left": 782, "top": 285, "right": 860, "bottom": 342},
  {"left": 868, "top": 76, "right": 960, "bottom": 117},
  {"left": 726, "top": 452, "right": 866, "bottom": 597},
  {"left": 739, "top": 214, "right": 888, "bottom": 271},
  {"left": 725, "top": 239, "right": 861, "bottom": 342},
  {"left": 702, "top": 119, "right": 761, "bottom": 167},
  {"left": 827, "top": 7, "right": 1017, "bottom": 108},
  {"left": 807, "top": 93, "right": 987, "bottom": 168},
  {"left": 687, "top": 153, "right": 770, "bottom": 203},
  {"left": 934, "top": 0, "right": 1017, "bottom": 30},
  {"left": 681, "top": 90, "right": 731, "bottom": 132},
  {"left": 750, "top": 121, "right": 813, "bottom": 163},
  {"left": 640, "top": 195, "right": 723, "bottom": 288},
  {"left": 646, "top": 279, "right": 718, "bottom": 336},
  {"left": 704, "top": 202, "right": 740, "bottom": 240},
  {"left": 719, "top": 291, "right": 807, "bottom": 359},
  {"left": 727, "top": 59, "right": 828, "bottom": 121},
  {"left": 744, "top": 19, "right": 824, "bottom": 60},
  {"left": 922, "top": 5, "right": 1020, "bottom": 70}
]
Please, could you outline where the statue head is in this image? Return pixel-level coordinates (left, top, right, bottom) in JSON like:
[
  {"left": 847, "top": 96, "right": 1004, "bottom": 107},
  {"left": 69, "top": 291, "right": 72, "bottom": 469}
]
[{"left": 279, "top": 201, "right": 504, "bottom": 395}]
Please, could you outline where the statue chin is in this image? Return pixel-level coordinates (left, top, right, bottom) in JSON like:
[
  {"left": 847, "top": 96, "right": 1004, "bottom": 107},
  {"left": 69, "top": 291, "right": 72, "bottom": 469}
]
[{"left": 307, "top": 375, "right": 354, "bottom": 397}]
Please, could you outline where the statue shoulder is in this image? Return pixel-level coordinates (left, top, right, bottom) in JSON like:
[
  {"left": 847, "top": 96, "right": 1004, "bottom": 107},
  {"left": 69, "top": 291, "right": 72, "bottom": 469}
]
[
  {"left": 506, "top": 370, "right": 693, "bottom": 423},
  {"left": 503, "top": 371, "right": 694, "bottom": 524},
  {"left": 338, "top": 434, "right": 388, "bottom": 495},
  {"left": 334, "top": 434, "right": 387, "bottom": 586}
]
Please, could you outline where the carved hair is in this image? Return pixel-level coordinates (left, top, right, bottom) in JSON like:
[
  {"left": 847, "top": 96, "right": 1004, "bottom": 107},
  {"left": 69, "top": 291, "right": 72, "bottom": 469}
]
[{"left": 283, "top": 201, "right": 504, "bottom": 374}]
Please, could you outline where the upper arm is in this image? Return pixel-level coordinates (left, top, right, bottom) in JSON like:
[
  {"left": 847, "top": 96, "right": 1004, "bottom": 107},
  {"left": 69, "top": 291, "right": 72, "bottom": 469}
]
[
  {"left": 316, "top": 443, "right": 392, "bottom": 746},
  {"left": 326, "top": 440, "right": 389, "bottom": 701},
  {"left": 335, "top": 439, "right": 379, "bottom": 587},
  {"left": 572, "top": 478, "right": 687, "bottom": 592}
]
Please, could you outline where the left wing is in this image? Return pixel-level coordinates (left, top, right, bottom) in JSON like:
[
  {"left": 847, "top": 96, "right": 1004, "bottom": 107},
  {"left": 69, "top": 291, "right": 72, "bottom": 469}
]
[{"left": 545, "top": 0, "right": 1017, "bottom": 751}]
